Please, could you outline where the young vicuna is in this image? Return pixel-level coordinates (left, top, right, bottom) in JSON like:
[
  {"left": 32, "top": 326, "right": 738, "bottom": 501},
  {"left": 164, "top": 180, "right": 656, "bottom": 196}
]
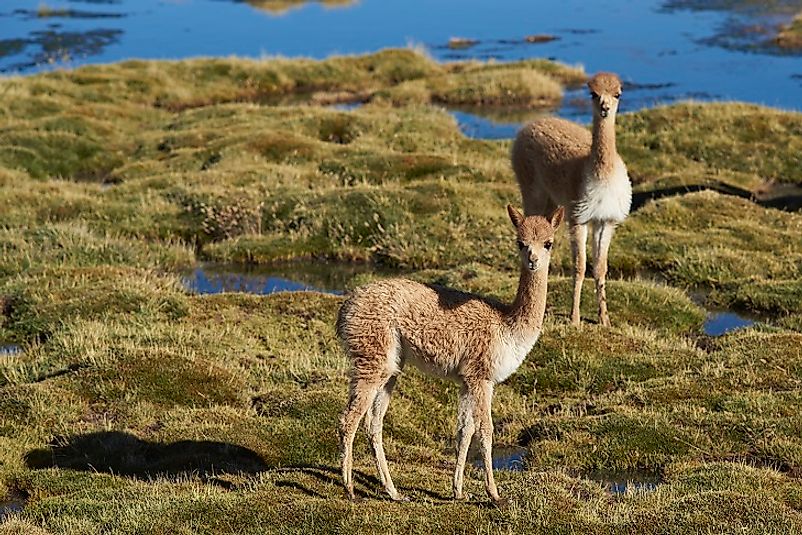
[
  {"left": 337, "top": 205, "right": 564, "bottom": 503},
  {"left": 511, "top": 72, "right": 632, "bottom": 327}
]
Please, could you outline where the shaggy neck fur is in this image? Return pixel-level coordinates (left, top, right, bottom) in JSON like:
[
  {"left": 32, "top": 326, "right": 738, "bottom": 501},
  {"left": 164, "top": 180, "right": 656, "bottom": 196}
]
[
  {"left": 590, "top": 114, "right": 618, "bottom": 177},
  {"left": 506, "top": 264, "right": 548, "bottom": 331}
]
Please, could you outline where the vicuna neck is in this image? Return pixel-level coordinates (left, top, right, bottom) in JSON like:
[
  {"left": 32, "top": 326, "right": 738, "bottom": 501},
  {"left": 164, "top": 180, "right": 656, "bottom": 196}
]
[
  {"left": 506, "top": 265, "right": 548, "bottom": 332},
  {"left": 590, "top": 114, "right": 618, "bottom": 176}
]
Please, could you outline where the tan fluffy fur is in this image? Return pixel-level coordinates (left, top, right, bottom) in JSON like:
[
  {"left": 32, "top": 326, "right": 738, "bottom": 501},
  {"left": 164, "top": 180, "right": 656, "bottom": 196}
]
[
  {"left": 511, "top": 71, "right": 632, "bottom": 327},
  {"left": 337, "top": 205, "right": 564, "bottom": 503}
]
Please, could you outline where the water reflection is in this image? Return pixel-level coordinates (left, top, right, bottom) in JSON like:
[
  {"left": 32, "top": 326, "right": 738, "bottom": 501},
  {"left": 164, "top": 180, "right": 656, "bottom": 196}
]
[
  {"left": 661, "top": 0, "right": 802, "bottom": 54},
  {"left": 473, "top": 446, "right": 528, "bottom": 471},
  {"left": 584, "top": 469, "right": 661, "bottom": 494},
  {"left": 472, "top": 447, "right": 661, "bottom": 494},
  {"left": 0, "top": 22, "right": 123, "bottom": 72},
  {"left": 0, "top": 490, "right": 27, "bottom": 520},
  {"left": 236, "top": 0, "right": 357, "bottom": 15},
  {"left": 450, "top": 108, "right": 547, "bottom": 140},
  {"left": 0, "top": 345, "right": 22, "bottom": 357},
  {"left": 182, "top": 261, "right": 396, "bottom": 296},
  {"left": 703, "top": 310, "right": 756, "bottom": 336},
  {"left": 12, "top": 7, "right": 126, "bottom": 20}
]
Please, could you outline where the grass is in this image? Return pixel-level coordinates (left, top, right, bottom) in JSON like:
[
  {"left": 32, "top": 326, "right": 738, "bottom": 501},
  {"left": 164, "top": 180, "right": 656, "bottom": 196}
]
[
  {"left": 0, "top": 49, "right": 801, "bottom": 533},
  {"left": 36, "top": 3, "right": 70, "bottom": 19},
  {"left": 618, "top": 102, "right": 802, "bottom": 190},
  {"left": 777, "top": 11, "right": 802, "bottom": 49},
  {"left": 244, "top": 0, "right": 356, "bottom": 15}
]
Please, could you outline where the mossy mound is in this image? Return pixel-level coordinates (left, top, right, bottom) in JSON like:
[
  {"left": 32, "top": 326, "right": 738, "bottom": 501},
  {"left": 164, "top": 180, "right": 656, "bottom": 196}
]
[{"left": 619, "top": 102, "right": 802, "bottom": 191}]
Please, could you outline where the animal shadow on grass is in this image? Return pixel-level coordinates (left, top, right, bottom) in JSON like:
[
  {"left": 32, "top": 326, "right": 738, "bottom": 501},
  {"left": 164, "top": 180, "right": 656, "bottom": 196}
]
[
  {"left": 23, "top": 431, "right": 448, "bottom": 501},
  {"left": 630, "top": 181, "right": 802, "bottom": 212},
  {"left": 24, "top": 431, "right": 269, "bottom": 489},
  {"left": 272, "top": 465, "right": 455, "bottom": 502}
]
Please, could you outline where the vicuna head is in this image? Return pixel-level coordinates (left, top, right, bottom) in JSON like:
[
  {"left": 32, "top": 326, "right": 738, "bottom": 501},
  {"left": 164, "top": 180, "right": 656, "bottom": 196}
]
[
  {"left": 507, "top": 204, "right": 564, "bottom": 273},
  {"left": 587, "top": 72, "right": 622, "bottom": 119}
]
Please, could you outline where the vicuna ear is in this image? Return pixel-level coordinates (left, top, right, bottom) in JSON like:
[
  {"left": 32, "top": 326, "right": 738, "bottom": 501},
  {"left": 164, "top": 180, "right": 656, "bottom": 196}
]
[
  {"left": 548, "top": 206, "right": 565, "bottom": 229},
  {"left": 507, "top": 204, "right": 525, "bottom": 229}
]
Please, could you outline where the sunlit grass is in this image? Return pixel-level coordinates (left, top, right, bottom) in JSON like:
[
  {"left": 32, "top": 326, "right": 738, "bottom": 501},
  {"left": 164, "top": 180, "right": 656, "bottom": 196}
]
[{"left": 0, "top": 50, "right": 801, "bottom": 533}]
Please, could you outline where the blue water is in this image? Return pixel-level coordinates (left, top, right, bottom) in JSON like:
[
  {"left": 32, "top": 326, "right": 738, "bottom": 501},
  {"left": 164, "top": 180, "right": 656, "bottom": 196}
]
[
  {"left": 473, "top": 447, "right": 661, "bottom": 493},
  {"left": 450, "top": 109, "right": 538, "bottom": 141},
  {"left": 584, "top": 469, "right": 661, "bottom": 494},
  {"left": 0, "top": 345, "right": 22, "bottom": 356},
  {"left": 181, "top": 261, "right": 396, "bottom": 295},
  {"left": 703, "top": 311, "right": 756, "bottom": 336},
  {"left": 183, "top": 264, "right": 339, "bottom": 295},
  {"left": 184, "top": 267, "right": 331, "bottom": 295},
  {"left": 473, "top": 446, "right": 528, "bottom": 472},
  {"left": 1, "top": 0, "right": 801, "bottom": 120}
]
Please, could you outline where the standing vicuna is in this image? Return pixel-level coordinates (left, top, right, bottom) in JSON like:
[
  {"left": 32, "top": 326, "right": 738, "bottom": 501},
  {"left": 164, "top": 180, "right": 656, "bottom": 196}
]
[
  {"left": 336, "top": 204, "right": 564, "bottom": 504},
  {"left": 511, "top": 72, "right": 632, "bottom": 327}
]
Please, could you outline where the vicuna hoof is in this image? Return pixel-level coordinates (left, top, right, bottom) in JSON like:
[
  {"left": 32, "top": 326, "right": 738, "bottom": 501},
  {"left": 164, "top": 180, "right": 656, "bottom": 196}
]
[{"left": 492, "top": 496, "right": 510, "bottom": 509}]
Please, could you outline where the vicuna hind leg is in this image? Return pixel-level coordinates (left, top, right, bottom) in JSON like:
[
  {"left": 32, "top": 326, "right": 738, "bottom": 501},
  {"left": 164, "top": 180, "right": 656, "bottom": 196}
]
[
  {"left": 569, "top": 222, "right": 588, "bottom": 326},
  {"left": 453, "top": 384, "right": 477, "bottom": 500},
  {"left": 591, "top": 221, "right": 615, "bottom": 327},
  {"left": 339, "top": 378, "right": 381, "bottom": 500},
  {"left": 365, "top": 375, "right": 404, "bottom": 501}
]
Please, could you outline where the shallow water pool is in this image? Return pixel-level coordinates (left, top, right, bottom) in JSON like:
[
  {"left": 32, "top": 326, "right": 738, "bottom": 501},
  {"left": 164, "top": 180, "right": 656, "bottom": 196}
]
[
  {"left": 703, "top": 310, "right": 757, "bottom": 336},
  {"left": 181, "top": 261, "right": 396, "bottom": 296}
]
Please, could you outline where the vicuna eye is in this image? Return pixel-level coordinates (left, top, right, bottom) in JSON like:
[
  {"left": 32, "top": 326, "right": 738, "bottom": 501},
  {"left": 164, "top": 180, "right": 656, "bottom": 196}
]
[
  {"left": 517, "top": 240, "right": 525, "bottom": 250},
  {"left": 590, "top": 92, "right": 599, "bottom": 99},
  {"left": 544, "top": 241, "right": 553, "bottom": 251},
  {"left": 614, "top": 93, "right": 621, "bottom": 99}
]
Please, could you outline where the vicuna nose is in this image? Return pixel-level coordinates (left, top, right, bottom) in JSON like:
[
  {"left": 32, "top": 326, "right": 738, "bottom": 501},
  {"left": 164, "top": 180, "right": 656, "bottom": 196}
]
[{"left": 600, "top": 104, "right": 610, "bottom": 117}]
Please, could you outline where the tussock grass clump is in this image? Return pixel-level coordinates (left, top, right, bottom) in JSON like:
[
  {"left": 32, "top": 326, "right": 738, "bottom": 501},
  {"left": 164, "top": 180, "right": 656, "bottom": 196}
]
[
  {"left": 618, "top": 102, "right": 802, "bottom": 190},
  {"left": 0, "top": 49, "right": 580, "bottom": 185},
  {"left": 205, "top": 180, "right": 517, "bottom": 266},
  {"left": 616, "top": 190, "right": 802, "bottom": 312},
  {"left": 431, "top": 68, "right": 563, "bottom": 107},
  {"left": 777, "top": 11, "right": 802, "bottom": 48},
  {"left": 1, "top": 266, "right": 189, "bottom": 340},
  {"left": 0, "top": 127, "right": 123, "bottom": 181},
  {"left": 0, "top": 224, "right": 193, "bottom": 277}
]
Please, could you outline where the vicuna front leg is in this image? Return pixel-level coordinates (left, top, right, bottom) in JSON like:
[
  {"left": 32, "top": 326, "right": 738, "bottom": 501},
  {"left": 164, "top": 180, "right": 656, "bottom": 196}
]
[
  {"left": 569, "top": 222, "right": 588, "bottom": 326},
  {"left": 453, "top": 385, "right": 477, "bottom": 500},
  {"left": 474, "top": 381, "right": 500, "bottom": 502},
  {"left": 592, "top": 221, "right": 615, "bottom": 327}
]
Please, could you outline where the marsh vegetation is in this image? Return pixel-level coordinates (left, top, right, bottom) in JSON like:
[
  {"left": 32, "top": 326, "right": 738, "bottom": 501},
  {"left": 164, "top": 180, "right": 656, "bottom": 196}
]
[
  {"left": 0, "top": 45, "right": 800, "bottom": 533},
  {"left": 778, "top": 11, "right": 802, "bottom": 48}
]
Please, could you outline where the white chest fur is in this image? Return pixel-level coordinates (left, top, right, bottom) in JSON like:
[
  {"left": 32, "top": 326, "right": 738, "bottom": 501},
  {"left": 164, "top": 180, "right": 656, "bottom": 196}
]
[
  {"left": 491, "top": 330, "right": 540, "bottom": 384},
  {"left": 575, "top": 164, "right": 632, "bottom": 225}
]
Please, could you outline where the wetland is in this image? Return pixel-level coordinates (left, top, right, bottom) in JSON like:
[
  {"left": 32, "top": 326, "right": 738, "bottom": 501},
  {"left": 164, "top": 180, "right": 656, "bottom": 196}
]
[{"left": 0, "top": 1, "right": 801, "bottom": 533}]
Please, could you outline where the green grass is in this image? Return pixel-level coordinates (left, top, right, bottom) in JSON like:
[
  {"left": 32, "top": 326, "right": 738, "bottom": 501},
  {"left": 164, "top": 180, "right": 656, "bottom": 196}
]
[
  {"left": 0, "top": 50, "right": 801, "bottom": 533},
  {"left": 618, "top": 102, "right": 802, "bottom": 190}
]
